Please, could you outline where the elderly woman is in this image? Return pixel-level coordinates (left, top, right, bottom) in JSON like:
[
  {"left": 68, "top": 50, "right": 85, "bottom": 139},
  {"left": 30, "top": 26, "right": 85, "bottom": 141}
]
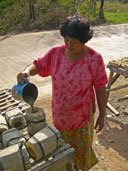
[{"left": 17, "top": 14, "right": 108, "bottom": 170}]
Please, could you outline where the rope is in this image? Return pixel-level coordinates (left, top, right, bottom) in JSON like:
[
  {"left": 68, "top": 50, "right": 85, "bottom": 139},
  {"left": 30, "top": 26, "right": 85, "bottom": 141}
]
[
  {"left": 26, "top": 115, "right": 45, "bottom": 125},
  {"left": 8, "top": 113, "right": 24, "bottom": 124},
  {"left": 32, "top": 136, "right": 45, "bottom": 160},
  {"left": 47, "top": 126, "right": 59, "bottom": 150},
  {"left": 0, "top": 123, "right": 7, "bottom": 126},
  {"left": 18, "top": 142, "right": 27, "bottom": 171},
  {"left": 0, "top": 160, "right": 4, "bottom": 171},
  {"left": 7, "top": 135, "right": 26, "bottom": 147},
  {"left": 2, "top": 128, "right": 17, "bottom": 135}
]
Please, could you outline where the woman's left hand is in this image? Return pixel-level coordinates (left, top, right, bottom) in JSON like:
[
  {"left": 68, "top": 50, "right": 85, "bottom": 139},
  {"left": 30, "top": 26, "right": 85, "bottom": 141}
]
[{"left": 94, "top": 116, "right": 104, "bottom": 133}]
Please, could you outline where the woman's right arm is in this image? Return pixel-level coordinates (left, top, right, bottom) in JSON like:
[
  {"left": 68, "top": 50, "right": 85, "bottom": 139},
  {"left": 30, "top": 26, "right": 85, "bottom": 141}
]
[{"left": 17, "top": 63, "right": 37, "bottom": 84}]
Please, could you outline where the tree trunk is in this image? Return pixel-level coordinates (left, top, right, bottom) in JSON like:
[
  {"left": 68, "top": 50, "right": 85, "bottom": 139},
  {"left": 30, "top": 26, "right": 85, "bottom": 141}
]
[
  {"left": 93, "top": 0, "right": 97, "bottom": 18},
  {"left": 99, "top": 0, "right": 105, "bottom": 20},
  {"left": 29, "top": 0, "right": 35, "bottom": 20}
]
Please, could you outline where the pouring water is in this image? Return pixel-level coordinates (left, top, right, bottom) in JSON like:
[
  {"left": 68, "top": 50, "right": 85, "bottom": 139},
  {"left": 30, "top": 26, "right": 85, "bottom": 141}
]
[{"left": 12, "top": 78, "right": 38, "bottom": 110}]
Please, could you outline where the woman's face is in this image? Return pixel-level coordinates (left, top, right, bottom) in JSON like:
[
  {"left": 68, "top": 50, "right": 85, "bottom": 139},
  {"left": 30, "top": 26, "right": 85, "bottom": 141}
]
[{"left": 64, "top": 36, "right": 85, "bottom": 54}]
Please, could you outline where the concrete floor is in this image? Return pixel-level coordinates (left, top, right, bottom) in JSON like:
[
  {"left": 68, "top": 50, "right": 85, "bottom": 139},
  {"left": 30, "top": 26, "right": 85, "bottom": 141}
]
[{"left": 0, "top": 23, "right": 128, "bottom": 97}]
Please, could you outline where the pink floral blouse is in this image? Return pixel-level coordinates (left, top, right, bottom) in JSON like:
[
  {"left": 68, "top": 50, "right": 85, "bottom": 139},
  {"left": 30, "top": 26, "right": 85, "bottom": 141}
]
[{"left": 34, "top": 45, "right": 108, "bottom": 130}]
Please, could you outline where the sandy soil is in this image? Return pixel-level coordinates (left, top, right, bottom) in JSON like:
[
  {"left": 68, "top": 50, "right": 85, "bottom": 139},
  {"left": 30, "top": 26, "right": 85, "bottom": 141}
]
[{"left": 0, "top": 23, "right": 128, "bottom": 170}]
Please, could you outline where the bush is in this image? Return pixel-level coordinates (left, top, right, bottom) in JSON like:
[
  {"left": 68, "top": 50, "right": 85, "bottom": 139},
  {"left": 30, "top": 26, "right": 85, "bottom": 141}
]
[{"left": 0, "top": 1, "right": 128, "bottom": 35}]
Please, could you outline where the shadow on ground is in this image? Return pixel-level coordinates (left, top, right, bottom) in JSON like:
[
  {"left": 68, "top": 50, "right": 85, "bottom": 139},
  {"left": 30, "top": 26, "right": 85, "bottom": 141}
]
[{"left": 97, "top": 117, "right": 128, "bottom": 161}]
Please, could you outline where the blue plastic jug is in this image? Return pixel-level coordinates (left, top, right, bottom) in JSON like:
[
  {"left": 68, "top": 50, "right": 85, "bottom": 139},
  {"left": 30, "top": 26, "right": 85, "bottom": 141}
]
[{"left": 12, "top": 78, "right": 38, "bottom": 108}]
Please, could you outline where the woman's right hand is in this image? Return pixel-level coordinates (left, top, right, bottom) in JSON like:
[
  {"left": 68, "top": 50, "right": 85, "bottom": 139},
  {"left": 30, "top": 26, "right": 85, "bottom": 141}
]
[
  {"left": 17, "top": 70, "right": 30, "bottom": 84},
  {"left": 17, "top": 63, "right": 37, "bottom": 84}
]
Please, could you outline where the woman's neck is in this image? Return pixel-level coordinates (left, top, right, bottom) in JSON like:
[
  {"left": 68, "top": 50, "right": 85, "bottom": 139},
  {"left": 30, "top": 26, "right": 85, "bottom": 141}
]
[{"left": 65, "top": 46, "right": 89, "bottom": 62}]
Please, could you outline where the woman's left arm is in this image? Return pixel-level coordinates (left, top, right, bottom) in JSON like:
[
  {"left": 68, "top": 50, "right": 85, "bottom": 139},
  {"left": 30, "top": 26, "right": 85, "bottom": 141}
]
[{"left": 94, "top": 86, "right": 107, "bottom": 133}]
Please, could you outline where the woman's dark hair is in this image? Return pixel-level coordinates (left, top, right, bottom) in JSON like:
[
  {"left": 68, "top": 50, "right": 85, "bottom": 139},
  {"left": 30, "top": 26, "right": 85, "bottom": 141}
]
[{"left": 59, "top": 14, "right": 93, "bottom": 43}]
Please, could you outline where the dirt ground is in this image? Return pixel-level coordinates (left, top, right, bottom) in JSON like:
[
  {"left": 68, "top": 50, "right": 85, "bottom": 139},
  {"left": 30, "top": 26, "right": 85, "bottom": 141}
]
[{"left": 0, "top": 23, "right": 128, "bottom": 170}]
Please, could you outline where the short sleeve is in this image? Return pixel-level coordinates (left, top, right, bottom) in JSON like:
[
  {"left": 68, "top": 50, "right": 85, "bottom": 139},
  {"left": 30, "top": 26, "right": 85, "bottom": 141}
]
[
  {"left": 93, "top": 55, "right": 108, "bottom": 88},
  {"left": 33, "top": 48, "right": 53, "bottom": 77}
]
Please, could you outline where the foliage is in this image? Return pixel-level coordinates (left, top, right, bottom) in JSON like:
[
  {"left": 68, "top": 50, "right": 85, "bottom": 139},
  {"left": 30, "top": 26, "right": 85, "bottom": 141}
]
[
  {"left": 103, "top": 1, "right": 128, "bottom": 23},
  {"left": 0, "top": 0, "right": 128, "bottom": 35},
  {"left": 104, "top": 1, "right": 128, "bottom": 13},
  {"left": 0, "top": 0, "right": 18, "bottom": 15},
  {"left": 0, "top": 2, "right": 30, "bottom": 34},
  {"left": 104, "top": 12, "right": 128, "bottom": 23}
]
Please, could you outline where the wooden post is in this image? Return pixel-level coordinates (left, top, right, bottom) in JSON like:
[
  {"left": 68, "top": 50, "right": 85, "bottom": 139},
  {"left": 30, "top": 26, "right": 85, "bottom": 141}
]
[
  {"left": 106, "top": 71, "right": 114, "bottom": 103},
  {"left": 106, "top": 83, "right": 128, "bottom": 92}
]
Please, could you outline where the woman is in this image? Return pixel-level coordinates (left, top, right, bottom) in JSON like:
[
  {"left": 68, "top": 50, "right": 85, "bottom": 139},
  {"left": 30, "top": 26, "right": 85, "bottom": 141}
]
[{"left": 17, "top": 14, "right": 108, "bottom": 170}]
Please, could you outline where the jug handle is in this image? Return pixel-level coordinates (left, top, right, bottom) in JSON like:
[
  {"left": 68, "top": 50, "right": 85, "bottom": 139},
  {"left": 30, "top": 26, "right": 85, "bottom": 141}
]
[{"left": 24, "top": 77, "right": 29, "bottom": 84}]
